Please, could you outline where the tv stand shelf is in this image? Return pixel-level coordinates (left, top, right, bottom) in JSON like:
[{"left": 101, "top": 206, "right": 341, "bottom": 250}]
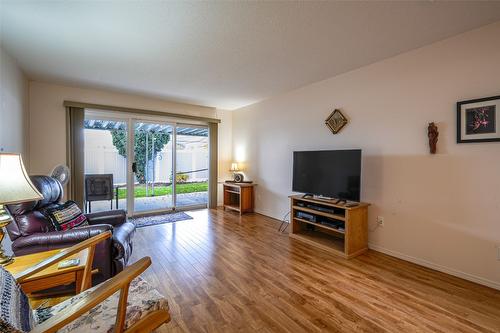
[
  {"left": 289, "top": 195, "right": 369, "bottom": 259},
  {"left": 293, "top": 217, "right": 345, "bottom": 235},
  {"left": 292, "top": 205, "right": 346, "bottom": 221}
]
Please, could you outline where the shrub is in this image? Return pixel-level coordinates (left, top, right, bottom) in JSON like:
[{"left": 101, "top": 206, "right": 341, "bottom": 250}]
[{"left": 171, "top": 173, "right": 189, "bottom": 183}]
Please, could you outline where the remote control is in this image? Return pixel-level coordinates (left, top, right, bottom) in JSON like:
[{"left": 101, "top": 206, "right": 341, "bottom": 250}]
[{"left": 58, "top": 258, "right": 80, "bottom": 269}]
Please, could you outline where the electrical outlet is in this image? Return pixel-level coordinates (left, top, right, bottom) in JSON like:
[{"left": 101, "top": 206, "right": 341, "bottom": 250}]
[
  {"left": 497, "top": 246, "right": 500, "bottom": 261},
  {"left": 376, "top": 216, "right": 384, "bottom": 227}
]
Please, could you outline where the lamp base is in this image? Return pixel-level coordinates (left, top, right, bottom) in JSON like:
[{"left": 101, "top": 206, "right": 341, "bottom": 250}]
[
  {"left": 0, "top": 204, "right": 14, "bottom": 266},
  {"left": 0, "top": 254, "right": 13, "bottom": 266}
]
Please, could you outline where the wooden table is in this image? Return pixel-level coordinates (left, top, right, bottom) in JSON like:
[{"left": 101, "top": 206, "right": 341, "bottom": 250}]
[
  {"left": 6, "top": 248, "right": 90, "bottom": 295},
  {"left": 223, "top": 182, "right": 255, "bottom": 214}
]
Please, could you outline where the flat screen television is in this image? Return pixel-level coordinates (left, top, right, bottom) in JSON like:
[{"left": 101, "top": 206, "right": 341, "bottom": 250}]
[{"left": 292, "top": 149, "right": 361, "bottom": 201}]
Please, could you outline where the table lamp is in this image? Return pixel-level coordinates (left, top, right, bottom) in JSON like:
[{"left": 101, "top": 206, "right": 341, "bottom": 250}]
[
  {"left": 0, "top": 153, "right": 43, "bottom": 265},
  {"left": 230, "top": 162, "right": 239, "bottom": 173},
  {"left": 229, "top": 162, "right": 245, "bottom": 182}
]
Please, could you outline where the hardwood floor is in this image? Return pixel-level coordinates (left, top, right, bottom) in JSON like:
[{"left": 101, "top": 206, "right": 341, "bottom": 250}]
[{"left": 130, "top": 208, "right": 500, "bottom": 333}]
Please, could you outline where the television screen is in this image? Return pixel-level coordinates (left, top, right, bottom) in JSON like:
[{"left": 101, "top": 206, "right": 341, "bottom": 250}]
[{"left": 292, "top": 149, "right": 361, "bottom": 201}]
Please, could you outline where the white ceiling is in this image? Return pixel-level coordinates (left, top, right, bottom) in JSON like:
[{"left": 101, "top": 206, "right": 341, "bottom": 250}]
[{"left": 1, "top": 1, "right": 500, "bottom": 110}]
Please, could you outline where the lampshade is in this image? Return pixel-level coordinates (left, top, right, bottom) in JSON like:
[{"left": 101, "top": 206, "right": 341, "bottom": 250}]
[
  {"left": 0, "top": 153, "right": 43, "bottom": 205},
  {"left": 229, "top": 162, "right": 239, "bottom": 172}
]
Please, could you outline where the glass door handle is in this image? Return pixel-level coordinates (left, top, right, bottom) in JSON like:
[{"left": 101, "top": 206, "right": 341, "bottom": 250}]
[{"left": 132, "top": 162, "right": 137, "bottom": 173}]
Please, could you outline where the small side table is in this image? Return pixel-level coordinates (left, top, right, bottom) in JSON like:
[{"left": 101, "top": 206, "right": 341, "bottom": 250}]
[
  {"left": 6, "top": 248, "right": 91, "bottom": 295},
  {"left": 223, "top": 183, "right": 255, "bottom": 214}
]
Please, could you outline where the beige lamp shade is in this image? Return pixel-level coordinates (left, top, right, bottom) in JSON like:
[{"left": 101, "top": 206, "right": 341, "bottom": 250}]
[
  {"left": 229, "top": 162, "right": 240, "bottom": 172},
  {"left": 0, "top": 153, "right": 43, "bottom": 205}
]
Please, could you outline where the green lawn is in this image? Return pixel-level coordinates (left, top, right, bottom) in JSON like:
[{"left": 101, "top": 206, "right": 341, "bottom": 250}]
[{"left": 117, "top": 182, "right": 208, "bottom": 199}]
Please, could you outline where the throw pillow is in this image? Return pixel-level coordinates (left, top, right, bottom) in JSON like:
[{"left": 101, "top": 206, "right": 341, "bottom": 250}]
[{"left": 42, "top": 201, "right": 88, "bottom": 231}]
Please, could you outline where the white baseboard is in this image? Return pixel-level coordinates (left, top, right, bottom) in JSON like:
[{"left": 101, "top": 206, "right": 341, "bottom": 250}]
[{"left": 368, "top": 243, "right": 500, "bottom": 291}]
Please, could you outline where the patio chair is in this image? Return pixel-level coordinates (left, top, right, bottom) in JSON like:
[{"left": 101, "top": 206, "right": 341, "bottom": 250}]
[
  {"left": 85, "top": 174, "right": 114, "bottom": 213},
  {"left": 0, "top": 232, "right": 170, "bottom": 333}
]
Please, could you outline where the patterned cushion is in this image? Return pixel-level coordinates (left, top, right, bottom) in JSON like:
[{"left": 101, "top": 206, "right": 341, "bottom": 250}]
[
  {"left": 41, "top": 201, "right": 88, "bottom": 231},
  {"left": 0, "top": 266, "right": 35, "bottom": 333},
  {"left": 35, "top": 276, "right": 168, "bottom": 333}
]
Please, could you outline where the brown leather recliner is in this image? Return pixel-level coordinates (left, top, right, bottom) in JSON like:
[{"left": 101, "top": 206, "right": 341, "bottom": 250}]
[{"left": 5, "top": 176, "right": 135, "bottom": 284}]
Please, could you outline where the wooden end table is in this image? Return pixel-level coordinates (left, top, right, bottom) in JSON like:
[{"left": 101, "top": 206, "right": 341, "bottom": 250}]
[
  {"left": 223, "top": 183, "right": 255, "bottom": 214},
  {"left": 6, "top": 248, "right": 91, "bottom": 295}
]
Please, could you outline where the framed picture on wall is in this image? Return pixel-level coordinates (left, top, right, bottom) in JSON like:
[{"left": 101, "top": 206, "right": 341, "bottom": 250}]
[{"left": 457, "top": 95, "right": 500, "bottom": 143}]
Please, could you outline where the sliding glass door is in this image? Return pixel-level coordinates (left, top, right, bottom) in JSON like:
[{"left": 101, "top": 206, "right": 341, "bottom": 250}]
[
  {"left": 83, "top": 117, "right": 128, "bottom": 213},
  {"left": 175, "top": 125, "right": 209, "bottom": 209},
  {"left": 84, "top": 111, "right": 209, "bottom": 216},
  {"left": 132, "top": 121, "right": 174, "bottom": 214}
]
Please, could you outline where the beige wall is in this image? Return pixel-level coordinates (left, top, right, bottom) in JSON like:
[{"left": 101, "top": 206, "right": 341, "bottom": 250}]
[
  {"left": 232, "top": 22, "right": 500, "bottom": 289},
  {"left": 0, "top": 46, "right": 28, "bottom": 255},
  {"left": 0, "top": 46, "right": 28, "bottom": 158},
  {"left": 28, "top": 81, "right": 232, "bottom": 204}
]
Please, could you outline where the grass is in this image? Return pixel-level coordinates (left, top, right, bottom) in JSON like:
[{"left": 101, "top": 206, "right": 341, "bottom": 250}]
[{"left": 117, "top": 181, "right": 208, "bottom": 199}]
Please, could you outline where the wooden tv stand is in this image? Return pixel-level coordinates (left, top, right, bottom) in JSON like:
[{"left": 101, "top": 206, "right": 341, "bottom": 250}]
[{"left": 289, "top": 195, "right": 369, "bottom": 259}]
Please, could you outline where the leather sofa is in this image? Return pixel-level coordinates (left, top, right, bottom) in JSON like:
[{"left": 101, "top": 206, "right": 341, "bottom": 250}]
[{"left": 6, "top": 176, "right": 135, "bottom": 284}]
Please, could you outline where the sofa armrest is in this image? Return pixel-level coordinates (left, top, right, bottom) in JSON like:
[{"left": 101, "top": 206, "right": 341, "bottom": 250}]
[
  {"left": 11, "top": 224, "right": 113, "bottom": 256},
  {"left": 111, "top": 221, "right": 135, "bottom": 263},
  {"left": 86, "top": 210, "right": 126, "bottom": 227}
]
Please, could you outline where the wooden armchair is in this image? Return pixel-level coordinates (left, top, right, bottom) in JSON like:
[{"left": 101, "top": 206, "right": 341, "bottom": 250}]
[{"left": 0, "top": 232, "right": 170, "bottom": 333}]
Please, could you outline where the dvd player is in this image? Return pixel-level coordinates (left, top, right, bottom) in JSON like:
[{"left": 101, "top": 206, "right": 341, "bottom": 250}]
[{"left": 306, "top": 204, "right": 335, "bottom": 215}]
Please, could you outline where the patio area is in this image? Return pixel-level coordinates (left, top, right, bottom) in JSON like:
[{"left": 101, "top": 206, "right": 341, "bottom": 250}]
[{"left": 86, "top": 191, "right": 208, "bottom": 214}]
